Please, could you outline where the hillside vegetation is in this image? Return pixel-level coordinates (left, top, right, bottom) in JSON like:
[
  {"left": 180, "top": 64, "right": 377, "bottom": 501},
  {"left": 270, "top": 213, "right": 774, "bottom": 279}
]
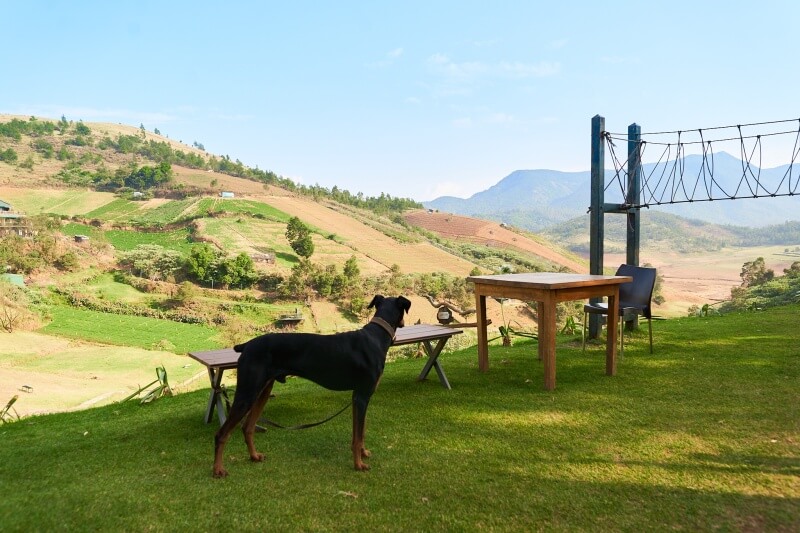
[{"left": 0, "top": 115, "right": 588, "bottom": 344}]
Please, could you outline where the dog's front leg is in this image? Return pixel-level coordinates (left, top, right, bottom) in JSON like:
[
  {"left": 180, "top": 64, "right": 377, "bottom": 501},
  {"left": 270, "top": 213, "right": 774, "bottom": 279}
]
[
  {"left": 243, "top": 379, "right": 275, "bottom": 463},
  {"left": 351, "top": 391, "right": 372, "bottom": 471}
]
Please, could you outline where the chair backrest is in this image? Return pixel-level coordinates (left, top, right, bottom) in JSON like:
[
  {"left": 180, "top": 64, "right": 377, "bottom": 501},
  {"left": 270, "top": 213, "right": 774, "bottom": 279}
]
[{"left": 615, "top": 264, "right": 657, "bottom": 318}]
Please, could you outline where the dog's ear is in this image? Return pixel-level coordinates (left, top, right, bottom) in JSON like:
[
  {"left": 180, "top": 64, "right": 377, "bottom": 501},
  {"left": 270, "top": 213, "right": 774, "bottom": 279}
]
[
  {"left": 367, "top": 295, "right": 385, "bottom": 309},
  {"left": 397, "top": 296, "right": 411, "bottom": 314}
]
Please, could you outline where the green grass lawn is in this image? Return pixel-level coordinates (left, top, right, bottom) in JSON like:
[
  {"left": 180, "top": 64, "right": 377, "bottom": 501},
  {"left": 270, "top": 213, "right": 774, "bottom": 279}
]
[
  {"left": 41, "top": 305, "right": 221, "bottom": 353},
  {"left": 2, "top": 305, "right": 798, "bottom": 531}
]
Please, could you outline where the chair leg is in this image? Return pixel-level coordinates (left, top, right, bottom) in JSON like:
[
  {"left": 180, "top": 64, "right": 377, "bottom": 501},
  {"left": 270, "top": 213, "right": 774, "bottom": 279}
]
[{"left": 582, "top": 312, "right": 588, "bottom": 353}]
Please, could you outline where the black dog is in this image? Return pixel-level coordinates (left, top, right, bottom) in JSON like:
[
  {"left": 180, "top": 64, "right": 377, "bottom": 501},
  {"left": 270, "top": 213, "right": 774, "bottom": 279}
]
[{"left": 213, "top": 295, "right": 411, "bottom": 477}]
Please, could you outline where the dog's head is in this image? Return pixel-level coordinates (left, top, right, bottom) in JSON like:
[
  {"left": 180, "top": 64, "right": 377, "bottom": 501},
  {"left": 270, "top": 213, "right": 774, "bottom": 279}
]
[{"left": 368, "top": 295, "right": 411, "bottom": 330}]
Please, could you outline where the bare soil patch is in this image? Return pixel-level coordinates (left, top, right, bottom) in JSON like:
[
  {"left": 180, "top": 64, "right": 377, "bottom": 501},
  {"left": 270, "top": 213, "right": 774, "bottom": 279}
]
[
  {"left": 610, "top": 245, "right": 798, "bottom": 316},
  {"left": 0, "top": 332, "right": 207, "bottom": 417},
  {"left": 405, "top": 210, "right": 585, "bottom": 272}
]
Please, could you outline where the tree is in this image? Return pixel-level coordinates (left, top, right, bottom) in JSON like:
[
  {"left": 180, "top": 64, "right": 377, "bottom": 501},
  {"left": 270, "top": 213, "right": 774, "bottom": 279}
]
[
  {"left": 214, "top": 253, "right": 258, "bottom": 289},
  {"left": 184, "top": 244, "right": 219, "bottom": 285},
  {"left": 285, "top": 216, "right": 314, "bottom": 259},
  {"left": 343, "top": 255, "right": 360, "bottom": 280},
  {"left": 75, "top": 121, "right": 91, "bottom": 135},
  {"left": 740, "top": 257, "right": 774, "bottom": 287},
  {"left": 783, "top": 261, "right": 800, "bottom": 279},
  {"left": 0, "top": 148, "right": 18, "bottom": 163}
]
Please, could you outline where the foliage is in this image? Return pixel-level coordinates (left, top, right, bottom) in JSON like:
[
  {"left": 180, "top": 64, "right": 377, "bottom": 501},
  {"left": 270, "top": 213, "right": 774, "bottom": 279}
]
[
  {"left": 0, "top": 147, "right": 18, "bottom": 163},
  {"left": 0, "top": 281, "right": 40, "bottom": 332},
  {"left": 783, "top": 260, "right": 800, "bottom": 278},
  {"left": 721, "top": 258, "right": 800, "bottom": 312},
  {"left": 0, "top": 395, "right": 20, "bottom": 424},
  {"left": 0, "top": 117, "right": 56, "bottom": 139},
  {"left": 184, "top": 244, "right": 217, "bottom": 285},
  {"left": 285, "top": 216, "right": 314, "bottom": 258},
  {"left": 182, "top": 244, "right": 258, "bottom": 289},
  {"left": 32, "top": 138, "right": 54, "bottom": 158},
  {"left": 54, "top": 251, "right": 80, "bottom": 271},
  {"left": 739, "top": 256, "right": 774, "bottom": 287},
  {"left": 55, "top": 288, "right": 208, "bottom": 325},
  {"left": 122, "top": 366, "right": 173, "bottom": 404},
  {"left": 123, "top": 161, "right": 173, "bottom": 190},
  {"left": 74, "top": 121, "right": 91, "bottom": 136},
  {"left": 0, "top": 226, "right": 66, "bottom": 274},
  {"left": 118, "top": 244, "right": 184, "bottom": 281}
]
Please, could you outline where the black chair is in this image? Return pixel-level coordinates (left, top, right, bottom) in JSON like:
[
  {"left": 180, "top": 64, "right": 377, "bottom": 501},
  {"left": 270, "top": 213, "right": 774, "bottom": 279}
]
[{"left": 582, "top": 264, "right": 656, "bottom": 354}]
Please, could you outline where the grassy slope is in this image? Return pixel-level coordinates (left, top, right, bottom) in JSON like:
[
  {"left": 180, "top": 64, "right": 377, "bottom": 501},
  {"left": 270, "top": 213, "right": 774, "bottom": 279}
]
[{"left": 0, "top": 304, "right": 798, "bottom": 531}]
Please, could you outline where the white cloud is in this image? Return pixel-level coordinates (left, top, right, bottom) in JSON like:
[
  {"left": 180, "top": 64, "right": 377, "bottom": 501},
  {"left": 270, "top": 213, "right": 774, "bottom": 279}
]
[
  {"left": 428, "top": 54, "right": 559, "bottom": 81},
  {"left": 498, "top": 61, "right": 560, "bottom": 78},
  {"left": 487, "top": 112, "right": 515, "bottom": 124},
  {"left": 368, "top": 47, "right": 405, "bottom": 68}
]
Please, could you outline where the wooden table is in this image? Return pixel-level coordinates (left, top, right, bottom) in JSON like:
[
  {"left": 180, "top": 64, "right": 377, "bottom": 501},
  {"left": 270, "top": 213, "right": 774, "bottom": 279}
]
[
  {"left": 188, "top": 324, "right": 463, "bottom": 425},
  {"left": 466, "top": 273, "right": 632, "bottom": 390}
]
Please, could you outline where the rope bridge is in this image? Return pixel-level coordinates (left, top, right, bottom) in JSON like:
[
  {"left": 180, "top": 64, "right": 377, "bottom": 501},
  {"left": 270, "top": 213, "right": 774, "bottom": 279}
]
[{"left": 602, "top": 118, "right": 800, "bottom": 209}]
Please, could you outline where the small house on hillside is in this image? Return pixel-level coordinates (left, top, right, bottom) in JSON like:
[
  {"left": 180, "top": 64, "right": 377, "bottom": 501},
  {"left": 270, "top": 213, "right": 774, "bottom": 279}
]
[
  {"left": 220, "top": 191, "right": 235, "bottom": 198},
  {"left": 0, "top": 199, "right": 33, "bottom": 237}
]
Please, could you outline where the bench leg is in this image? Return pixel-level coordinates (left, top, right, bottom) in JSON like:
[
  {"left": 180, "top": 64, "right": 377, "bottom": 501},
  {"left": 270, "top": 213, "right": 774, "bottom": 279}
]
[{"left": 417, "top": 338, "right": 451, "bottom": 390}]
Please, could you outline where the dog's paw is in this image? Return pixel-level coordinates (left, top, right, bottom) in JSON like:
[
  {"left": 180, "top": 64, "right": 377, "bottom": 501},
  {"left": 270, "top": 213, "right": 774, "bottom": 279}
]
[
  {"left": 361, "top": 448, "right": 371, "bottom": 458},
  {"left": 354, "top": 462, "right": 371, "bottom": 471},
  {"left": 250, "top": 452, "right": 265, "bottom": 463},
  {"left": 212, "top": 467, "right": 229, "bottom": 478}
]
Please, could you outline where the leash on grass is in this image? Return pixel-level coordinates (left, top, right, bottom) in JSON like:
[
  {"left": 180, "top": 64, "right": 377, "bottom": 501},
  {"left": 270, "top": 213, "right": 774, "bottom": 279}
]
[
  {"left": 221, "top": 384, "right": 351, "bottom": 431},
  {"left": 258, "top": 401, "right": 351, "bottom": 430}
]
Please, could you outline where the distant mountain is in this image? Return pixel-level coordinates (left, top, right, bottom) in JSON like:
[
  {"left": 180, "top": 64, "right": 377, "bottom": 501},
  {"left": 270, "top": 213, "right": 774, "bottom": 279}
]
[{"left": 424, "top": 152, "right": 800, "bottom": 230}]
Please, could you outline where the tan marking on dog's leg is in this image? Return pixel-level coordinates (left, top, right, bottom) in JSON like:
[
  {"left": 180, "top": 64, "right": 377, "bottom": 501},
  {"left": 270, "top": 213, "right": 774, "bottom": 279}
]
[
  {"left": 214, "top": 410, "right": 248, "bottom": 478},
  {"left": 351, "top": 403, "right": 369, "bottom": 470},
  {"left": 243, "top": 379, "right": 274, "bottom": 463}
]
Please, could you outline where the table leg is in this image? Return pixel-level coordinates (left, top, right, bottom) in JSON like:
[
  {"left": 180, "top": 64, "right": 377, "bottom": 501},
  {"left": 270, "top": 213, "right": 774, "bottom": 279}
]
[
  {"left": 204, "top": 367, "right": 228, "bottom": 425},
  {"left": 540, "top": 298, "right": 557, "bottom": 390},
  {"left": 476, "top": 293, "right": 489, "bottom": 372},
  {"left": 536, "top": 301, "right": 545, "bottom": 361},
  {"left": 417, "top": 338, "right": 451, "bottom": 389},
  {"left": 606, "top": 289, "right": 619, "bottom": 376}
]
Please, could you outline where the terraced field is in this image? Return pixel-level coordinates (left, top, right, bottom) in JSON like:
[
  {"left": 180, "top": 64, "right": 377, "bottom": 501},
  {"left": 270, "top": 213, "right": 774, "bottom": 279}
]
[
  {"left": 253, "top": 194, "right": 479, "bottom": 276},
  {"left": 405, "top": 210, "right": 585, "bottom": 272}
]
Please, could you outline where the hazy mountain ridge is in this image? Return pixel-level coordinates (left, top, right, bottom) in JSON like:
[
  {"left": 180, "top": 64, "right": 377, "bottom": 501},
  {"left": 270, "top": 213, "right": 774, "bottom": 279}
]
[{"left": 425, "top": 152, "right": 800, "bottom": 231}]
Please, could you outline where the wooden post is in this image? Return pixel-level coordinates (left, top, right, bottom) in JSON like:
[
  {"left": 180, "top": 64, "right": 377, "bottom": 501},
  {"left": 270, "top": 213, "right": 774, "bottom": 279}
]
[{"left": 588, "top": 115, "right": 605, "bottom": 339}]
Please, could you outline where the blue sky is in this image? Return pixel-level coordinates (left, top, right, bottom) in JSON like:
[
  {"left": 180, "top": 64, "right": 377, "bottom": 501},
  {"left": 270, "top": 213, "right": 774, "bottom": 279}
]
[{"left": 3, "top": 1, "right": 799, "bottom": 201}]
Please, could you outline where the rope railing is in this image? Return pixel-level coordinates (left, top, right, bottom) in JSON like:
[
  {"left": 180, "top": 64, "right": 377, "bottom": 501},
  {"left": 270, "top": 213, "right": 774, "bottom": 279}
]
[{"left": 601, "top": 119, "right": 800, "bottom": 209}]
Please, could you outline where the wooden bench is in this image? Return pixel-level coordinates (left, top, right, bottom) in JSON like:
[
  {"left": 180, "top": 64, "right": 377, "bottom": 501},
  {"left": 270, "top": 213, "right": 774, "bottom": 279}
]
[{"left": 188, "top": 323, "right": 463, "bottom": 426}]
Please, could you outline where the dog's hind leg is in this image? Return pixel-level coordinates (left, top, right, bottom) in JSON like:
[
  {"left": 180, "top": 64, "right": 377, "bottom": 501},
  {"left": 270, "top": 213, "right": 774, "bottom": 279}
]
[
  {"left": 351, "top": 389, "right": 374, "bottom": 471},
  {"left": 242, "top": 379, "right": 275, "bottom": 463},
  {"left": 213, "top": 398, "right": 252, "bottom": 478}
]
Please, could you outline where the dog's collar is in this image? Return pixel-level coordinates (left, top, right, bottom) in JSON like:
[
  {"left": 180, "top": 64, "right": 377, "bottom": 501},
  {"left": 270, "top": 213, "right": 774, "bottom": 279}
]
[{"left": 369, "top": 317, "right": 396, "bottom": 340}]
